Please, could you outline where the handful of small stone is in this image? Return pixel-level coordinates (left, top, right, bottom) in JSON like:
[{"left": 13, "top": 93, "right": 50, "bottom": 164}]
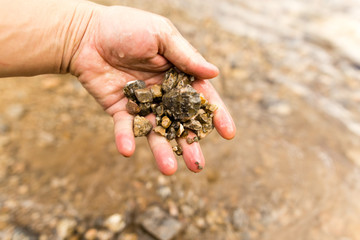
[{"left": 123, "top": 67, "right": 217, "bottom": 157}]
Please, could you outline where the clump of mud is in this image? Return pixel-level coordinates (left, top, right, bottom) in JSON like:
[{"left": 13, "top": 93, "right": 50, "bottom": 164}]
[{"left": 124, "top": 67, "right": 217, "bottom": 155}]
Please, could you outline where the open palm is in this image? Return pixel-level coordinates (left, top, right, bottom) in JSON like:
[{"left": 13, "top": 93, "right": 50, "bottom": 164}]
[{"left": 69, "top": 6, "right": 236, "bottom": 175}]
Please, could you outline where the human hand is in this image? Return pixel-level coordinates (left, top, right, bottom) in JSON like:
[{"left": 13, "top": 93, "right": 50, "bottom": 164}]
[{"left": 70, "top": 5, "right": 236, "bottom": 175}]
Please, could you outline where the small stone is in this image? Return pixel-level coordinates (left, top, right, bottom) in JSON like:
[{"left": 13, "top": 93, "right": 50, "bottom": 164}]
[
  {"left": 162, "top": 85, "right": 201, "bottom": 121},
  {"left": 154, "top": 126, "right": 167, "bottom": 137},
  {"left": 181, "top": 130, "right": 189, "bottom": 138},
  {"left": 162, "top": 68, "right": 180, "bottom": 93},
  {"left": 161, "top": 116, "right": 172, "bottom": 129},
  {"left": 155, "top": 105, "right": 164, "bottom": 116},
  {"left": 139, "top": 103, "right": 152, "bottom": 116},
  {"left": 170, "top": 121, "right": 180, "bottom": 130},
  {"left": 196, "top": 128, "right": 213, "bottom": 140},
  {"left": 195, "top": 217, "right": 206, "bottom": 230},
  {"left": 166, "top": 127, "right": 176, "bottom": 141},
  {"left": 157, "top": 175, "right": 168, "bottom": 185},
  {"left": 186, "top": 136, "right": 199, "bottom": 145},
  {"left": 267, "top": 101, "right": 292, "bottom": 116},
  {"left": 133, "top": 116, "right": 153, "bottom": 137},
  {"left": 157, "top": 186, "right": 172, "bottom": 199},
  {"left": 175, "top": 73, "right": 191, "bottom": 89},
  {"left": 202, "top": 123, "right": 214, "bottom": 133},
  {"left": 37, "top": 131, "right": 55, "bottom": 147},
  {"left": 6, "top": 104, "right": 26, "bottom": 120},
  {"left": 232, "top": 208, "right": 248, "bottom": 230},
  {"left": 150, "top": 84, "right": 163, "bottom": 99},
  {"left": 183, "top": 119, "right": 202, "bottom": 131},
  {"left": 206, "top": 169, "right": 219, "bottom": 183},
  {"left": 176, "top": 124, "right": 184, "bottom": 137},
  {"left": 151, "top": 103, "right": 158, "bottom": 113},
  {"left": 199, "top": 94, "right": 208, "bottom": 107},
  {"left": 180, "top": 205, "right": 194, "bottom": 217},
  {"left": 167, "top": 200, "right": 179, "bottom": 217},
  {"left": 206, "top": 104, "right": 218, "bottom": 113},
  {"left": 126, "top": 100, "right": 140, "bottom": 115},
  {"left": 96, "top": 230, "right": 114, "bottom": 240},
  {"left": 261, "top": 98, "right": 292, "bottom": 116},
  {"left": 172, "top": 145, "right": 183, "bottom": 156},
  {"left": 184, "top": 225, "right": 200, "bottom": 239},
  {"left": 123, "top": 80, "right": 146, "bottom": 100},
  {"left": 196, "top": 112, "right": 209, "bottom": 124},
  {"left": 84, "top": 229, "right": 97, "bottom": 240},
  {"left": 138, "top": 206, "right": 183, "bottom": 240},
  {"left": 135, "top": 88, "right": 153, "bottom": 103},
  {"left": 56, "top": 218, "right": 77, "bottom": 240},
  {"left": 206, "top": 210, "right": 222, "bottom": 226},
  {"left": 155, "top": 116, "right": 162, "bottom": 126},
  {"left": 104, "top": 214, "right": 126, "bottom": 233},
  {"left": 186, "top": 137, "right": 195, "bottom": 144}
]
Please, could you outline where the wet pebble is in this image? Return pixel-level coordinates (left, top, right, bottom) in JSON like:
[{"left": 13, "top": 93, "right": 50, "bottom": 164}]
[
  {"left": 133, "top": 116, "right": 153, "bottom": 137},
  {"left": 37, "top": 131, "right": 55, "bottom": 147},
  {"left": 5, "top": 104, "right": 26, "bottom": 120},
  {"left": 104, "top": 213, "right": 126, "bottom": 233},
  {"left": 261, "top": 98, "right": 292, "bottom": 116},
  {"left": 232, "top": 208, "right": 248, "bottom": 230},
  {"left": 206, "top": 169, "right": 220, "bottom": 183},
  {"left": 126, "top": 100, "right": 141, "bottom": 115},
  {"left": 268, "top": 101, "right": 292, "bottom": 116},
  {"left": 180, "top": 205, "right": 194, "bottom": 217},
  {"left": 96, "top": 230, "right": 114, "bottom": 240},
  {"left": 56, "top": 218, "right": 77, "bottom": 240},
  {"left": 194, "top": 217, "right": 206, "bottom": 230},
  {"left": 184, "top": 224, "right": 200, "bottom": 239},
  {"left": 157, "top": 186, "right": 172, "bottom": 199},
  {"left": 167, "top": 200, "right": 179, "bottom": 217},
  {"left": 138, "top": 206, "right": 182, "bottom": 240}
]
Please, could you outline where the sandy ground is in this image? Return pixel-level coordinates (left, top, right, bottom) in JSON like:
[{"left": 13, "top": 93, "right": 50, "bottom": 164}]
[{"left": 1, "top": 0, "right": 360, "bottom": 239}]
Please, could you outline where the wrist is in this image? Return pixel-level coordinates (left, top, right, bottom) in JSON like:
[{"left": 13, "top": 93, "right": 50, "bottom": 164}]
[{"left": 60, "top": 1, "right": 101, "bottom": 74}]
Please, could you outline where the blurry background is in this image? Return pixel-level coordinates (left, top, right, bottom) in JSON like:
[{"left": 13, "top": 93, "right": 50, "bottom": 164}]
[{"left": 1, "top": 0, "right": 360, "bottom": 239}]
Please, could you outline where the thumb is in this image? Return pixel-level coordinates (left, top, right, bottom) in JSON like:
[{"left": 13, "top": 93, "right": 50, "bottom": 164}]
[{"left": 159, "top": 18, "right": 219, "bottom": 79}]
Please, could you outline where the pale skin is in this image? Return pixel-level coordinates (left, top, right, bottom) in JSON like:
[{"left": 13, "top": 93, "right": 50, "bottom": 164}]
[{"left": 0, "top": 0, "right": 236, "bottom": 175}]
